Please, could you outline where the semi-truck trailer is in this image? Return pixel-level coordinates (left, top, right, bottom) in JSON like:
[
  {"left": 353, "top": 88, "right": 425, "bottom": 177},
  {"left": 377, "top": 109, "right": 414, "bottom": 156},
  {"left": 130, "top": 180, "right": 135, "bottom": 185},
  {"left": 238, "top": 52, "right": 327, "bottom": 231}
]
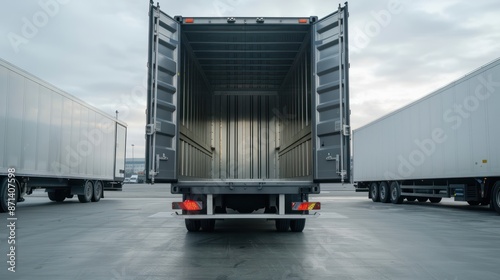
[
  {"left": 353, "top": 57, "right": 500, "bottom": 214},
  {"left": 145, "top": 2, "right": 351, "bottom": 232},
  {"left": 0, "top": 58, "right": 127, "bottom": 212}
]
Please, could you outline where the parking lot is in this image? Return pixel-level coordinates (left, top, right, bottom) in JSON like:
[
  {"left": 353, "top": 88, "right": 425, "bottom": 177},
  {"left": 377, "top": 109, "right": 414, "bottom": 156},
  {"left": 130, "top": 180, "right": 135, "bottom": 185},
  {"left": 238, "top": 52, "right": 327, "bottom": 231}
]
[{"left": 2, "top": 184, "right": 500, "bottom": 280}]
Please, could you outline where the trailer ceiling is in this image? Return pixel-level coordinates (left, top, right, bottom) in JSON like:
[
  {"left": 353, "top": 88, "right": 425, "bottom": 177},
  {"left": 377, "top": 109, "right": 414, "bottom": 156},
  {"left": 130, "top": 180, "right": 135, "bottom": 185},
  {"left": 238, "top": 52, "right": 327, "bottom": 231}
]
[{"left": 182, "top": 24, "right": 310, "bottom": 95}]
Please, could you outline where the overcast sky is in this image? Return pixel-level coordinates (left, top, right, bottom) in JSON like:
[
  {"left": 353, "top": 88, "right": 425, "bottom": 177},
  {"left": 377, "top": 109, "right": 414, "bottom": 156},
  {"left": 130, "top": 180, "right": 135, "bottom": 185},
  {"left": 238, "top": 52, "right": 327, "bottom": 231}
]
[{"left": 1, "top": 0, "right": 500, "bottom": 159}]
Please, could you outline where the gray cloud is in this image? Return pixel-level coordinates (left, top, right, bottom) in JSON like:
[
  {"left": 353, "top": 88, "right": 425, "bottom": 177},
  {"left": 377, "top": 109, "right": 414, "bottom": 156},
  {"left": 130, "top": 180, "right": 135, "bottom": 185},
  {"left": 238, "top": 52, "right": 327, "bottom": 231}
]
[{"left": 348, "top": 0, "right": 500, "bottom": 129}]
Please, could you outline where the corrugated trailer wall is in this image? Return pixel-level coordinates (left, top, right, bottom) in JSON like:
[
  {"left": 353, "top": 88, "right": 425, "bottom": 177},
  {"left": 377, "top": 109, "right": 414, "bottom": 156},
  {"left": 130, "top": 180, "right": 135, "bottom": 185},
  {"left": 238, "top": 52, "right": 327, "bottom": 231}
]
[
  {"left": 212, "top": 95, "right": 278, "bottom": 179},
  {"left": 178, "top": 48, "right": 213, "bottom": 179},
  {"left": 278, "top": 48, "right": 312, "bottom": 179}
]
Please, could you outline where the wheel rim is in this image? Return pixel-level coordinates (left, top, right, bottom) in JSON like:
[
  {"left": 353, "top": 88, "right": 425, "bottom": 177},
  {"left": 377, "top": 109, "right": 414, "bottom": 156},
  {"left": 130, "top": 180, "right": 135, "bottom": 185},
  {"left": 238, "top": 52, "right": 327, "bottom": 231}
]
[
  {"left": 371, "top": 185, "right": 377, "bottom": 197},
  {"left": 380, "top": 185, "right": 386, "bottom": 198},
  {"left": 85, "top": 181, "right": 93, "bottom": 199},
  {"left": 391, "top": 186, "right": 397, "bottom": 200},
  {"left": 95, "top": 181, "right": 102, "bottom": 197}
]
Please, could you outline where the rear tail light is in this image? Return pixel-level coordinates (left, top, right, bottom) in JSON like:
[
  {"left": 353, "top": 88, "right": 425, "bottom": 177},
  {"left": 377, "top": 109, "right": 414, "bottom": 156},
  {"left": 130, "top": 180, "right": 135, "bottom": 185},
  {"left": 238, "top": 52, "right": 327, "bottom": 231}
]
[
  {"left": 172, "top": 200, "right": 203, "bottom": 211},
  {"left": 292, "top": 202, "right": 321, "bottom": 211}
]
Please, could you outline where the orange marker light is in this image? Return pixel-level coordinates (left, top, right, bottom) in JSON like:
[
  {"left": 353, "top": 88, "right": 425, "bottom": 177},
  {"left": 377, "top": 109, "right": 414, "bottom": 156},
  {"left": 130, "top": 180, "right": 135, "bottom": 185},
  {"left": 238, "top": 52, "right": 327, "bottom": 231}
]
[
  {"left": 298, "top": 19, "right": 308, "bottom": 24},
  {"left": 185, "top": 18, "right": 194, "bottom": 23}
]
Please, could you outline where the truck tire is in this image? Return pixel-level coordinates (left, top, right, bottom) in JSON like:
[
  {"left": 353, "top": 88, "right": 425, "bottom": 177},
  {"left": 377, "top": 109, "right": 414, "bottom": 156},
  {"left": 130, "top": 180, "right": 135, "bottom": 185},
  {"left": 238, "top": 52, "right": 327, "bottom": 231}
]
[
  {"left": 78, "top": 180, "right": 94, "bottom": 203},
  {"left": 0, "top": 178, "right": 17, "bottom": 213},
  {"left": 492, "top": 181, "right": 500, "bottom": 214},
  {"left": 48, "top": 190, "right": 67, "bottom": 202},
  {"left": 201, "top": 219, "right": 216, "bottom": 232},
  {"left": 379, "top": 182, "right": 390, "bottom": 203},
  {"left": 275, "top": 219, "right": 290, "bottom": 232},
  {"left": 290, "top": 219, "right": 306, "bottom": 232},
  {"left": 92, "top": 180, "right": 103, "bottom": 202},
  {"left": 389, "top": 181, "right": 403, "bottom": 204},
  {"left": 185, "top": 219, "right": 201, "bottom": 232},
  {"left": 370, "top": 182, "right": 380, "bottom": 202},
  {"left": 429, "top": 197, "right": 442, "bottom": 203}
]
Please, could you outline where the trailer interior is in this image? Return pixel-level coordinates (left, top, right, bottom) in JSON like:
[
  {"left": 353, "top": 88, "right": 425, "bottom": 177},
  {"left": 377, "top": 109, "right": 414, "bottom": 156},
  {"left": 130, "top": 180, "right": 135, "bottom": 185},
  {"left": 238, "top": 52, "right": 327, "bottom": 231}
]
[{"left": 176, "top": 21, "right": 314, "bottom": 182}]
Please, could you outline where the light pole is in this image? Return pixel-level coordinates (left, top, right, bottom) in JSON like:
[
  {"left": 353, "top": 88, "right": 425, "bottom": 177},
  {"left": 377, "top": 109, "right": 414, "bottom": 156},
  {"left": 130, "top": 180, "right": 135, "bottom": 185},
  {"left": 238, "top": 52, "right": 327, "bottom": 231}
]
[{"left": 131, "top": 144, "right": 135, "bottom": 174}]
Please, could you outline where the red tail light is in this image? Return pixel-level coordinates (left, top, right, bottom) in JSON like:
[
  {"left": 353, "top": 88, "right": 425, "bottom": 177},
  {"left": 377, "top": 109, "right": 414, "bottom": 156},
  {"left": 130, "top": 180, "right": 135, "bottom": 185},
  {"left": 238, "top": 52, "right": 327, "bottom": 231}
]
[
  {"left": 172, "top": 200, "right": 203, "bottom": 211},
  {"left": 292, "top": 202, "right": 321, "bottom": 211}
]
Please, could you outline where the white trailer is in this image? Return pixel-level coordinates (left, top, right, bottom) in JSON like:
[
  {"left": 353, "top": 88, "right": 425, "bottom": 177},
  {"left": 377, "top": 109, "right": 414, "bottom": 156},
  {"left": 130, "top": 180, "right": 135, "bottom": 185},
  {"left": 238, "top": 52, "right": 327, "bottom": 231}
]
[
  {"left": 353, "top": 58, "right": 500, "bottom": 214},
  {"left": 0, "top": 58, "right": 127, "bottom": 212}
]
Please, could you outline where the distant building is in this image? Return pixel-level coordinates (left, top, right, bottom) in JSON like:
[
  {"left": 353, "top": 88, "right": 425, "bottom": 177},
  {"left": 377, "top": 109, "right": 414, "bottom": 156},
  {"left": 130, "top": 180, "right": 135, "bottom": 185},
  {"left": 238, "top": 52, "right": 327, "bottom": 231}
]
[{"left": 125, "top": 158, "right": 145, "bottom": 175}]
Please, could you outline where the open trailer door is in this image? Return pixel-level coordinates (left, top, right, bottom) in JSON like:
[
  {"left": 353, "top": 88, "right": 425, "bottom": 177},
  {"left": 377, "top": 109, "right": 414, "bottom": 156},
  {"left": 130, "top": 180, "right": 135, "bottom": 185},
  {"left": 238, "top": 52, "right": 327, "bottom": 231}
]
[
  {"left": 312, "top": 4, "right": 350, "bottom": 183},
  {"left": 146, "top": 3, "right": 180, "bottom": 183}
]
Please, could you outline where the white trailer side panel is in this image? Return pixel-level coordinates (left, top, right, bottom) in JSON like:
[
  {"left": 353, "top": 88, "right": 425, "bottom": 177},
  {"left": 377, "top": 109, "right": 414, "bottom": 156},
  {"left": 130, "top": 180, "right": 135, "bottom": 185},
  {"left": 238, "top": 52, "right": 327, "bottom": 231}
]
[
  {"left": 353, "top": 58, "right": 500, "bottom": 182},
  {"left": 0, "top": 59, "right": 126, "bottom": 180}
]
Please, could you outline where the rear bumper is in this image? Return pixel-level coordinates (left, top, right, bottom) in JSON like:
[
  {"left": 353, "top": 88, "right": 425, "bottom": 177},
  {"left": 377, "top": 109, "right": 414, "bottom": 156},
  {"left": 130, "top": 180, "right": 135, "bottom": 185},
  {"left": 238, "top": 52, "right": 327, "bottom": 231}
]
[{"left": 172, "top": 212, "right": 320, "bottom": 219}]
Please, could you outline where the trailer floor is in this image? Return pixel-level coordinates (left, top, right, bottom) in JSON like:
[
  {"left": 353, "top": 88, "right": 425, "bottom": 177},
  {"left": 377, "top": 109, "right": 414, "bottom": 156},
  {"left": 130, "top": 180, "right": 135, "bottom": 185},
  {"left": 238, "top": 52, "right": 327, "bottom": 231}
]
[{"left": 2, "top": 184, "right": 500, "bottom": 280}]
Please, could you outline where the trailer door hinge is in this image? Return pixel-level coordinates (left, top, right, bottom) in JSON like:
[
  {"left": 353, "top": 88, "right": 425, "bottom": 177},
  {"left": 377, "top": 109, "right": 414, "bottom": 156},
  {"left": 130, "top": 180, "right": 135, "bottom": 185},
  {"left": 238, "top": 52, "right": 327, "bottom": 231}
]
[
  {"left": 146, "top": 124, "right": 154, "bottom": 135},
  {"left": 343, "top": 125, "right": 350, "bottom": 136},
  {"left": 146, "top": 122, "right": 161, "bottom": 135}
]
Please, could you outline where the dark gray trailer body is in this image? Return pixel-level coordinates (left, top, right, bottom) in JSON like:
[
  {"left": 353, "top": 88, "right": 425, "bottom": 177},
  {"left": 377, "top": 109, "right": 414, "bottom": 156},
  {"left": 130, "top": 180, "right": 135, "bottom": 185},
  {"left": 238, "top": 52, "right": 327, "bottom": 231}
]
[
  {"left": 0, "top": 58, "right": 127, "bottom": 212},
  {"left": 145, "top": 2, "right": 350, "bottom": 231},
  {"left": 353, "top": 58, "right": 500, "bottom": 214}
]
